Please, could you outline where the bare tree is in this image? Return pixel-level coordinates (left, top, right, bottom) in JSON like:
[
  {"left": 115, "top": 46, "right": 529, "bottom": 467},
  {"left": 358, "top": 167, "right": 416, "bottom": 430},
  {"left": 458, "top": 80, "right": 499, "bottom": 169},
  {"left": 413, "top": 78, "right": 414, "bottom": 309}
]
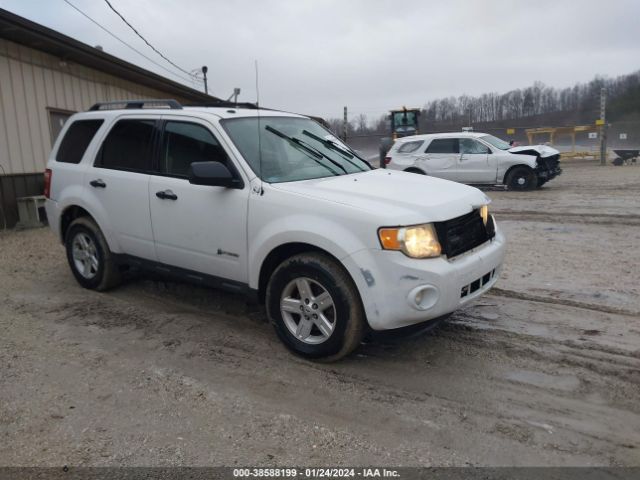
[
  {"left": 417, "top": 70, "right": 640, "bottom": 128},
  {"left": 354, "top": 113, "right": 368, "bottom": 134}
]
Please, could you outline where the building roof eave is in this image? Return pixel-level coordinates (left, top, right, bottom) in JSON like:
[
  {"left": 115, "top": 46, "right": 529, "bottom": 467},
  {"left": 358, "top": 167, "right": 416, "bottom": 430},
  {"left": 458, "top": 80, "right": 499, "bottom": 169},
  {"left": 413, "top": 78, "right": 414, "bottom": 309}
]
[{"left": 0, "top": 7, "right": 217, "bottom": 103}]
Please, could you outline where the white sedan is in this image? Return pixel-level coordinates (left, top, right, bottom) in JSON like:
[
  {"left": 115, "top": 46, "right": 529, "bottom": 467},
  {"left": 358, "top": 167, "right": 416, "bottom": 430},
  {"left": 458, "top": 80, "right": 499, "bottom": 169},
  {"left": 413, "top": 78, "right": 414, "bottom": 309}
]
[{"left": 384, "top": 132, "right": 562, "bottom": 190}]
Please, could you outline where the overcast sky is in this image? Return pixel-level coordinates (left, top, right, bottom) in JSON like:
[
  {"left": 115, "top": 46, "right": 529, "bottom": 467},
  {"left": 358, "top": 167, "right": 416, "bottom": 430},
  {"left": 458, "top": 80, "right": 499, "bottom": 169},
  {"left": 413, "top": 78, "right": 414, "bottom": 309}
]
[{"left": 1, "top": 0, "right": 639, "bottom": 120}]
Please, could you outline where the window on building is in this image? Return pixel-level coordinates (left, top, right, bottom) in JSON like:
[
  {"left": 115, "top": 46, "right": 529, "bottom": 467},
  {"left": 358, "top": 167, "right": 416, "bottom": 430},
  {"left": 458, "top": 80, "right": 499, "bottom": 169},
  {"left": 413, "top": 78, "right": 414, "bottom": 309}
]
[
  {"left": 55, "top": 120, "right": 104, "bottom": 164},
  {"left": 96, "top": 119, "right": 156, "bottom": 172},
  {"left": 48, "top": 110, "right": 74, "bottom": 144},
  {"left": 425, "top": 138, "right": 459, "bottom": 154},
  {"left": 162, "top": 121, "right": 229, "bottom": 177}
]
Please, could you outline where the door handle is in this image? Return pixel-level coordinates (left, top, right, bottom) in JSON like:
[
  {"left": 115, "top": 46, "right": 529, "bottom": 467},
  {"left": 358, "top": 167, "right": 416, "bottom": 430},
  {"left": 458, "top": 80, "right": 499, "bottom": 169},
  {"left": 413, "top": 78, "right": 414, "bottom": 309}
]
[
  {"left": 90, "top": 179, "right": 106, "bottom": 188},
  {"left": 156, "top": 189, "right": 178, "bottom": 201}
]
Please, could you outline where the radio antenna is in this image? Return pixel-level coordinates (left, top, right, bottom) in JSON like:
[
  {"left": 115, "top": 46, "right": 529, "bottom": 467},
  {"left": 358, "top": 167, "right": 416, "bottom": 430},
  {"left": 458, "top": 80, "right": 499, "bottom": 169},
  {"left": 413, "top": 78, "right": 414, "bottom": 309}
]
[{"left": 255, "top": 59, "right": 263, "bottom": 185}]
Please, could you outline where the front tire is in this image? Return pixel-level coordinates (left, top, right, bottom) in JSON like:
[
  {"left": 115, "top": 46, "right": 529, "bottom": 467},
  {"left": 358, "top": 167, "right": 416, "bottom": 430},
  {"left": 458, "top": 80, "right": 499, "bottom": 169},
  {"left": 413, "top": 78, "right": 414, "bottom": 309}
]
[
  {"left": 65, "top": 217, "right": 121, "bottom": 291},
  {"left": 266, "top": 252, "right": 365, "bottom": 361},
  {"left": 506, "top": 166, "right": 538, "bottom": 191}
]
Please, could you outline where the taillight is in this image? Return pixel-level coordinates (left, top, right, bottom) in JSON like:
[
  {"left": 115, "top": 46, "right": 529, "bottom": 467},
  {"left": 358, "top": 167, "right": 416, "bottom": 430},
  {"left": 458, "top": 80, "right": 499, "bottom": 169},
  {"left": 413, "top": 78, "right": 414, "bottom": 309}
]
[
  {"left": 384, "top": 156, "right": 392, "bottom": 165},
  {"left": 44, "top": 169, "right": 52, "bottom": 198}
]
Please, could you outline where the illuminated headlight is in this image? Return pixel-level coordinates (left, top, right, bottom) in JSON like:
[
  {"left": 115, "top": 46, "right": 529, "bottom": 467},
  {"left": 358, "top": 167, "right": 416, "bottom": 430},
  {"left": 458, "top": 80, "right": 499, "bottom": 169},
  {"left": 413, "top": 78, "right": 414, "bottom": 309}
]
[
  {"left": 479, "top": 205, "right": 489, "bottom": 226},
  {"left": 378, "top": 224, "right": 442, "bottom": 258}
]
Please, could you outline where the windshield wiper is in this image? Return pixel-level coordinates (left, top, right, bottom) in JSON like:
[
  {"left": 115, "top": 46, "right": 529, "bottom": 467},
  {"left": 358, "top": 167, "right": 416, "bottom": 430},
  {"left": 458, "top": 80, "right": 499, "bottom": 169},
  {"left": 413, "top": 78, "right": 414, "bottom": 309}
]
[
  {"left": 294, "top": 138, "right": 349, "bottom": 174},
  {"left": 265, "top": 125, "right": 346, "bottom": 175},
  {"left": 302, "top": 130, "right": 372, "bottom": 170}
]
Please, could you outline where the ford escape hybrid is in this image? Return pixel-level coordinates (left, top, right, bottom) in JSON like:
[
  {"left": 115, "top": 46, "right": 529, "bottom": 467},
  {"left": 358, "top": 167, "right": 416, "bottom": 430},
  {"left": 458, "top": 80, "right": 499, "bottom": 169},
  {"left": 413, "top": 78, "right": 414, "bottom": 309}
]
[{"left": 45, "top": 99, "right": 506, "bottom": 360}]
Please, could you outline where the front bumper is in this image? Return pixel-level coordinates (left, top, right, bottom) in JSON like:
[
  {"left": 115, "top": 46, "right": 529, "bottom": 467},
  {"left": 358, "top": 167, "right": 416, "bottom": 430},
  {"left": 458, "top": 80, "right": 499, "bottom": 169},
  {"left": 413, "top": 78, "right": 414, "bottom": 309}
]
[
  {"left": 536, "top": 165, "right": 562, "bottom": 181},
  {"left": 342, "top": 228, "right": 506, "bottom": 331},
  {"left": 536, "top": 155, "right": 562, "bottom": 182}
]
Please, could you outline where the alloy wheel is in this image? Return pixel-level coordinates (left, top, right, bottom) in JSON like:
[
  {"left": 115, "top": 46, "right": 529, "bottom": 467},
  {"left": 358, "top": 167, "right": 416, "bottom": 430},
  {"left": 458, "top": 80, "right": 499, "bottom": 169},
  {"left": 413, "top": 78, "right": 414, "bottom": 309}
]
[
  {"left": 280, "top": 277, "right": 336, "bottom": 344},
  {"left": 71, "top": 232, "right": 99, "bottom": 279}
]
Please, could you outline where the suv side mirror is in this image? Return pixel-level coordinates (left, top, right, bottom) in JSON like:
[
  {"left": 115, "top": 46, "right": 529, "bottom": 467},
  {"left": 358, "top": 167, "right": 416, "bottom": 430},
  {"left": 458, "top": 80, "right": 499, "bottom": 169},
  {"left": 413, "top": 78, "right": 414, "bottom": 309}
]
[{"left": 188, "top": 161, "right": 243, "bottom": 189}]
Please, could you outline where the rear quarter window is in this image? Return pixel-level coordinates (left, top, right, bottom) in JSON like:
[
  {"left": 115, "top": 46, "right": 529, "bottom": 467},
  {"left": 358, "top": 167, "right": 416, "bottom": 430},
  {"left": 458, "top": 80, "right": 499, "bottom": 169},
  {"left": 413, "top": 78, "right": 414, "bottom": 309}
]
[
  {"left": 55, "top": 119, "right": 104, "bottom": 164},
  {"left": 425, "top": 138, "right": 459, "bottom": 154},
  {"left": 397, "top": 140, "right": 424, "bottom": 153}
]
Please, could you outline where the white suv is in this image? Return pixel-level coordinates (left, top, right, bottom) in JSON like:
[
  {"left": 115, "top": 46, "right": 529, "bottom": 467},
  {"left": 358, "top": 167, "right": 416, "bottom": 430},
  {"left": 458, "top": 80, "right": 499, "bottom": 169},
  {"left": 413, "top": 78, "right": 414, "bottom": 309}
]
[
  {"left": 45, "top": 99, "right": 506, "bottom": 360},
  {"left": 385, "top": 132, "right": 562, "bottom": 190}
]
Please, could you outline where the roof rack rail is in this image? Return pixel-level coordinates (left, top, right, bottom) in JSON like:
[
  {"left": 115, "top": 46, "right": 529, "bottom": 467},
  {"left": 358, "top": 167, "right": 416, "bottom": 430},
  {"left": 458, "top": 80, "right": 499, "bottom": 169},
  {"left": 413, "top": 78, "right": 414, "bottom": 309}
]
[
  {"left": 88, "top": 99, "right": 183, "bottom": 111},
  {"left": 186, "top": 100, "right": 261, "bottom": 110}
]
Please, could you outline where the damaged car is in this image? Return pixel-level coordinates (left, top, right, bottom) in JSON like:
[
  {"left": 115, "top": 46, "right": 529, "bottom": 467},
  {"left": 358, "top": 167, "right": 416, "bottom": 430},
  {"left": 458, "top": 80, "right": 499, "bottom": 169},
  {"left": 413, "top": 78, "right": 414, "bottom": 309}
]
[{"left": 385, "top": 132, "right": 562, "bottom": 190}]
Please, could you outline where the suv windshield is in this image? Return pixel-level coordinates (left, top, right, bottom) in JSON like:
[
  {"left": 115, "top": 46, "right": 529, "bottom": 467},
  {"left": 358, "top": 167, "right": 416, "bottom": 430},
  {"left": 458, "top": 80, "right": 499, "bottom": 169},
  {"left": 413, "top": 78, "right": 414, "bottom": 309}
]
[
  {"left": 221, "top": 116, "right": 371, "bottom": 183},
  {"left": 480, "top": 134, "right": 511, "bottom": 150}
]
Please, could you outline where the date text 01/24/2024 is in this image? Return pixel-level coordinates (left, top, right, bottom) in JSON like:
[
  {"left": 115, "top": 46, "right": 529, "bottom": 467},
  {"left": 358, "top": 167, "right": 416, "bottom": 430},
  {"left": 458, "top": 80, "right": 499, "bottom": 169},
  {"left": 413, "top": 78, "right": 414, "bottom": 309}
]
[{"left": 232, "top": 468, "right": 400, "bottom": 478}]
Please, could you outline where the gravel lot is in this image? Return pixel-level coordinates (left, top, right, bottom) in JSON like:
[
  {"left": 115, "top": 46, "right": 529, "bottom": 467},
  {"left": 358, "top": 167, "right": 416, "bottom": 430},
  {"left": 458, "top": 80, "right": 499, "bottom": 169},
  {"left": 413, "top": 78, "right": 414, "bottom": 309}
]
[{"left": 1, "top": 160, "right": 639, "bottom": 466}]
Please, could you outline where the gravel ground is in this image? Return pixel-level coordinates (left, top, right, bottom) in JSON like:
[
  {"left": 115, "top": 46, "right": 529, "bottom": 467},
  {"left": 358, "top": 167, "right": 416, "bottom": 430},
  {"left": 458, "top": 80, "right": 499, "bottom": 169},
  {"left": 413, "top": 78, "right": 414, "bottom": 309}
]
[{"left": 1, "top": 160, "right": 639, "bottom": 466}]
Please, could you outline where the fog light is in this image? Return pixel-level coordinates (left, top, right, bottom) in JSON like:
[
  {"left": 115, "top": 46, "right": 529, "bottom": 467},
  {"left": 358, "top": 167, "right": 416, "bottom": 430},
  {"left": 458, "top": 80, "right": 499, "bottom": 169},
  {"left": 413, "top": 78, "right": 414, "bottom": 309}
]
[
  {"left": 407, "top": 285, "right": 439, "bottom": 311},
  {"left": 415, "top": 290, "right": 423, "bottom": 304}
]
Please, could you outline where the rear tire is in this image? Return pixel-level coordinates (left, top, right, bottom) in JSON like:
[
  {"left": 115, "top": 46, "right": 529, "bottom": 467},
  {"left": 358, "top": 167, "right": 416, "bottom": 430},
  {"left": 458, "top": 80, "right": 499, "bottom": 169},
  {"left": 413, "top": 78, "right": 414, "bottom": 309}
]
[
  {"left": 506, "top": 166, "right": 538, "bottom": 191},
  {"left": 65, "top": 217, "right": 121, "bottom": 291},
  {"left": 266, "top": 252, "right": 365, "bottom": 361}
]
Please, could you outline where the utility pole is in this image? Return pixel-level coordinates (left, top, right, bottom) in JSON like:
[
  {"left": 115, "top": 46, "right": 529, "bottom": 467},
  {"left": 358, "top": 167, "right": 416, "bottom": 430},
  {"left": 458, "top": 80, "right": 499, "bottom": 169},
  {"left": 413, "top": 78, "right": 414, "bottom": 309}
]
[
  {"left": 599, "top": 87, "right": 607, "bottom": 165},
  {"left": 202, "top": 66, "right": 208, "bottom": 95},
  {"left": 342, "top": 106, "right": 348, "bottom": 142}
]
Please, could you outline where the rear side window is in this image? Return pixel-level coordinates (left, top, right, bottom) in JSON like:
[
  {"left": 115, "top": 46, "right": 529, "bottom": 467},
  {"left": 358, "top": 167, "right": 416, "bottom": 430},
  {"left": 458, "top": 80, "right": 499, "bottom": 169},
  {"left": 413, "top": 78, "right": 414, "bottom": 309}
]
[
  {"left": 162, "top": 121, "right": 229, "bottom": 177},
  {"left": 96, "top": 119, "right": 156, "bottom": 172},
  {"left": 56, "top": 120, "right": 103, "bottom": 164},
  {"left": 397, "top": 140, "right": 424, "bottom": 154},
  {"left": 426, "top": 138, "right": 458, "bottom": 154}
]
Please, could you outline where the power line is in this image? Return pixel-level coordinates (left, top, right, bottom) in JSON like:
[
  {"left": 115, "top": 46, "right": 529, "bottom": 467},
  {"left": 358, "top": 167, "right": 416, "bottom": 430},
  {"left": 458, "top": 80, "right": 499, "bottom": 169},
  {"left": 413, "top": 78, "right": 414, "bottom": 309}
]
[
  {"left": 61, "top": 0, "right": 201, "bottom": 85},
  {"left": 103, "top": 0, "right": 196, "bottom": 79}
]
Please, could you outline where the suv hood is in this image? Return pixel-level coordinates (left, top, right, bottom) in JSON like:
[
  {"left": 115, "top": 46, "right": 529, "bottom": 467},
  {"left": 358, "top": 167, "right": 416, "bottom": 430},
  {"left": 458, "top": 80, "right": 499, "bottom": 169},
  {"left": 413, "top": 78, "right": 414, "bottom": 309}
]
[
  {"left": 271, "top": 169, "right": 490, "bottom": 224},
  {"left": 508, "top": 144, "right": 560, "bottom": 158}
]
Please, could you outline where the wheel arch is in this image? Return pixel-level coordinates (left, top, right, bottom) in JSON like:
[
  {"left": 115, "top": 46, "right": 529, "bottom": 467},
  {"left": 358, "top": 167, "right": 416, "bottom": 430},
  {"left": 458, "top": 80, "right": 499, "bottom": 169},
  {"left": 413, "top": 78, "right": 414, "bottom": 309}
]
[
  {"left": 59, "top": 203, "right": 120, "bottom": 252},
  {"left": 257, "top": 242, "right": 357, "bottom": 304},
  {"left": 502, "top": 163, "right": 535, "bottom": 184},
  {"left": 60, "top": 205, "right": 96, "bottom": 243}
]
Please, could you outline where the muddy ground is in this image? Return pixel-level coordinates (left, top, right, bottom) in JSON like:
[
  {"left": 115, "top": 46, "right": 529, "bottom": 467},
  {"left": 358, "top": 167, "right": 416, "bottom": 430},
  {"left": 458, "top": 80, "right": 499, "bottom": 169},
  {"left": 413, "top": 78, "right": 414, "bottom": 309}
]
[{"left": 1, "top": 160, "right": 639, "bottom": 466}]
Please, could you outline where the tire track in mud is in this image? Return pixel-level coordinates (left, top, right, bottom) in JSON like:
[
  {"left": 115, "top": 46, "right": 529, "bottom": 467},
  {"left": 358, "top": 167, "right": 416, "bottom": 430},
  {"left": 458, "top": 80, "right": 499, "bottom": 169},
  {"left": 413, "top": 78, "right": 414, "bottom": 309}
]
[
  {"left": 488, "top": 288, "right": 640, "bottom": 317},
  {"left": 5, "top": 276, "right": 640, "bottom": 464},
  {"left": 492, "top": 211, "right": 640, "bottom": 226},
  {"left": 29, "top": 281, "right": 639, "bottom": 385},
  {"left": 442, "top": 321, "right": 640, "bottom": 385}
]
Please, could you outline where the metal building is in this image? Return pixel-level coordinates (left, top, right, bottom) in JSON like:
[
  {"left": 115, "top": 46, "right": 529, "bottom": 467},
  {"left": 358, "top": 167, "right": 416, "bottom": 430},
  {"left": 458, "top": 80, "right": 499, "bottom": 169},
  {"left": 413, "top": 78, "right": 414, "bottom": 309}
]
[{"left": 0, "top": 8, "right": 213, "bottom": 228}]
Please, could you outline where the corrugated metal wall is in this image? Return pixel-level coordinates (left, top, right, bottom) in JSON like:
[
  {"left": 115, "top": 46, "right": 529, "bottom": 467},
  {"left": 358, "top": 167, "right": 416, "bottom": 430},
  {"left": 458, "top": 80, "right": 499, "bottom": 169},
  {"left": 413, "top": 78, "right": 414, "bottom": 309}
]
[{"left": 0, "top": 37, "right": 197, "bottom": 228}]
